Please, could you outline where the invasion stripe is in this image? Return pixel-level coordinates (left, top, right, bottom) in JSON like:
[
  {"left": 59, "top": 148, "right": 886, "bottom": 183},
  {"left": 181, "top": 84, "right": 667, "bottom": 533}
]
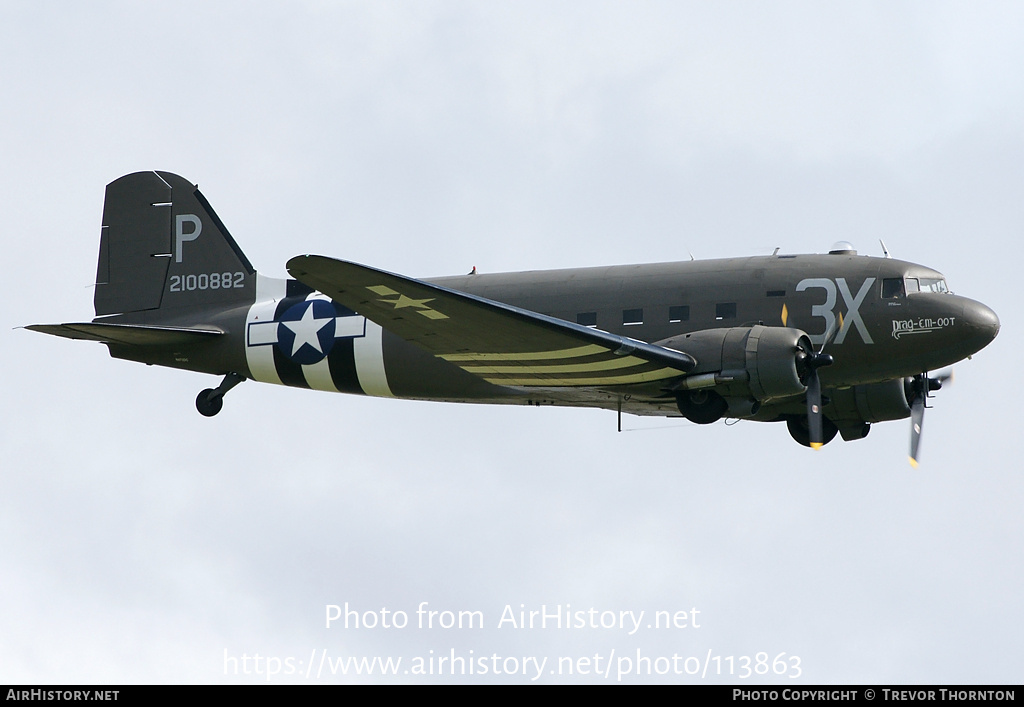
[
  {"left": 244, "top": 275, "right": 287, "bottom": 386},
  {"left": 482, "top": 367, "right": 682, "bottom": 386},
  {"left": 460, "top": 356, "right": 649, "bottom": 375},
  {"left": 354, "top": 320, "right": 394, "bottom": 397},
  {"left": 439, "top": 344, "right": 606, "bottom": 362},
  {"left": 302, "top": 355, "right": 338, "bottom": 392}
]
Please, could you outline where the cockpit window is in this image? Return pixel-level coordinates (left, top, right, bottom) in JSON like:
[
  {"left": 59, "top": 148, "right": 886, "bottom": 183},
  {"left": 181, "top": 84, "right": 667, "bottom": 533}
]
[
  {"left": 919, "top": 278, "right": 949, "bottom": 293},
  {"left": 883, "top": 276, "right": 949, "bottom": 299},
  {"left": 881, "top": 278, "right": 905, "bottom": 299}
]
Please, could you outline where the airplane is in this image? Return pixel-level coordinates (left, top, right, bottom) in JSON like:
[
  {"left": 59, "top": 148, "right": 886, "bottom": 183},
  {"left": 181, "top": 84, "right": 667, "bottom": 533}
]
[{"left": 28, "top": 171, "right": 1000, "bottom": 465}]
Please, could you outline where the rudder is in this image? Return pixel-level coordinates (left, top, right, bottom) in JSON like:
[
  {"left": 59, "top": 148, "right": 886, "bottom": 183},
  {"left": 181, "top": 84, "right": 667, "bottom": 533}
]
[{"left": 94, "top": 171, "right": 255, "bottom": 316}]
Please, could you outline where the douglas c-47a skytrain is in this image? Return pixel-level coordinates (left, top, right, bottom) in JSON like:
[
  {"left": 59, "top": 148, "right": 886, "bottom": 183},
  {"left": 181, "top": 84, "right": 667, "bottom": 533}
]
[{"left": 29, "top": 172, "right": 1000, "bottom": 465}]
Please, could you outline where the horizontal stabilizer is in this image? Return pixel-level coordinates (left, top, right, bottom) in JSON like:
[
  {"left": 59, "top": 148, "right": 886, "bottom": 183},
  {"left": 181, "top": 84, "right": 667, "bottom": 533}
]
[
  {"left": 287, "top": 255, "right": 696, "bottom": 388},
  {"left": 26, "top": 322, "right": 223, "bottom": 346}
]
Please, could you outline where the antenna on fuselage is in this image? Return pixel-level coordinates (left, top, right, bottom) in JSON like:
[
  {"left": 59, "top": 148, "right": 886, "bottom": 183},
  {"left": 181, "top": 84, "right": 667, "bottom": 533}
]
[{"left": 879, "top": 240, "right": 892, "bottom": 258}]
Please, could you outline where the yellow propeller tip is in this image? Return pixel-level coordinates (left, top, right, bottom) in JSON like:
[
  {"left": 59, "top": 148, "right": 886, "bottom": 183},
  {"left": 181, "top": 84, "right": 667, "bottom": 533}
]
[
  {"left": 810, "top": 442, "right": 823, "bottom": 450},
  {"left": 908, "top": 457, "right": 919, "bottom": 468}
]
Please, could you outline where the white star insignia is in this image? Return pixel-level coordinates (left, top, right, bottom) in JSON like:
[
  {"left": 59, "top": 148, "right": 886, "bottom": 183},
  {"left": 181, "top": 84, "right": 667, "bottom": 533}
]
[{"left": 282, "top": 304, "right": 331, "bottom": 356}]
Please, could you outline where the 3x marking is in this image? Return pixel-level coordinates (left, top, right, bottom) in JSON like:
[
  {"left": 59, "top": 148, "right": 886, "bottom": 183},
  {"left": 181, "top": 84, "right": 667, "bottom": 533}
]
[{"left": 795, "top": 277, "right": 876, "bottom": 345}]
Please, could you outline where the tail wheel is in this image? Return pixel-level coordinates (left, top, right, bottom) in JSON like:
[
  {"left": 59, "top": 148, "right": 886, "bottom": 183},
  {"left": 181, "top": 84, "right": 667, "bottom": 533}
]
[
  {"left": 787, "top": 414, "right": 838, "bottom": 448},
  {"left": 196, "top": 389, "right": 224, "bottom": 417},
  {"left": 195, "top": 372, "right": 245, "bottom": 417}
]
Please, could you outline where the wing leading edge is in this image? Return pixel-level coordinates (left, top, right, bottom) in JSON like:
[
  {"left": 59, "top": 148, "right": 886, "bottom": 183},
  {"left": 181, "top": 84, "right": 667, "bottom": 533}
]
[{"left": 286, "top": 255, "right": 695, "bottom": 387}]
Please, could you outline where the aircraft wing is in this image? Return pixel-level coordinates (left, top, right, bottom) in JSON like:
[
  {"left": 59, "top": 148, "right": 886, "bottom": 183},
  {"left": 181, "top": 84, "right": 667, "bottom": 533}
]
[{"left": 287, "top": 255, "right": 695, "bottom": 387}]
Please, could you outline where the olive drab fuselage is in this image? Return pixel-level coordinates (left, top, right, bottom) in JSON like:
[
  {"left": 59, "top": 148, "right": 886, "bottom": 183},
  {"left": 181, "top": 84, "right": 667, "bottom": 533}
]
[{"left": 29, "top": 172, "right": 1000, "bottom": 458}]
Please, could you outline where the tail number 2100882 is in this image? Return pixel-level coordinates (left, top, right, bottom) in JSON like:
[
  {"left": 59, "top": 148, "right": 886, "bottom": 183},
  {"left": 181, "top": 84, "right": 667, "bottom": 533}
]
[{"left": 169, "top": 272, "right": 246, "bottom": 292}]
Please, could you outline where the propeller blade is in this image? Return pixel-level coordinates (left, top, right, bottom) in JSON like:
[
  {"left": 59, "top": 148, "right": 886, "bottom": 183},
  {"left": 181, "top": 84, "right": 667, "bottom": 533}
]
[
  {"left": 820, "top": 312, "right": 844, "bottom": 352},
  {"left": 796, "top": 336, "right": 835, "bottom": 451},
  {"left": 907, "top": 371, "right": 948, "bottom": 467},
  {"left": 909, "top": 393, "right": 925, "bottom": 468},
  {"left": 807, "top": 370, "right": 824, "bottom": 449}
]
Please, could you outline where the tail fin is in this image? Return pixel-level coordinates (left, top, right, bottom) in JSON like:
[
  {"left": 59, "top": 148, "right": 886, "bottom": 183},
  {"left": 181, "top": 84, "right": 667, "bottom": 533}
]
[{"left": 94, "top": 171, "right": 255, "bottom": 316}]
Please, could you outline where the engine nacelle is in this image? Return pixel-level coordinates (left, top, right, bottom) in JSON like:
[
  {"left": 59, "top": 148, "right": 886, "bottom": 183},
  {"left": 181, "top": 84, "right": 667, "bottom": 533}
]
[
  {"left": 829, "top": 379, "right": 912, "bottom": 425},
  {"left": 656, "top": 325, "right": 810, "bottom": 403}
]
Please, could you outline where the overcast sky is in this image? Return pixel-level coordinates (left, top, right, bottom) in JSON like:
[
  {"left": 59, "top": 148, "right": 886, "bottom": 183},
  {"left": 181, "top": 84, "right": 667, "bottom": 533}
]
[{"left": 2, "top": 1, "right": 1022, "bottom": 684}]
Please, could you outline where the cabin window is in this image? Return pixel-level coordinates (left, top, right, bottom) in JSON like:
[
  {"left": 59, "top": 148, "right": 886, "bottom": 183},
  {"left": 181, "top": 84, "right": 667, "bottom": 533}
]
[
  {"left": 577, "top": 312, "right": 597, "bottom": 327},
  {"left": 669, "top": 305, "right": 690, "bottom": 323},
  {"left": 623, "top": 308, "right": 643, "bottom": 326},
  {"left": 905, "top": 278, "right": 920, "bottom": 294},
  {"left": 766, "top": 290, "right": 785, "bottom": 297},
  {"left": 715, "top": 303, "right": 736, "bottom": 320}
]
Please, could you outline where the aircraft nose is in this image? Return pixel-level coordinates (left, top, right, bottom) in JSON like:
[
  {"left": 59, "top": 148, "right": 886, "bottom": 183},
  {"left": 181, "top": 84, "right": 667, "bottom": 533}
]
[{"left": 961, "top": 298, "right": 1000, "bottom": 353}]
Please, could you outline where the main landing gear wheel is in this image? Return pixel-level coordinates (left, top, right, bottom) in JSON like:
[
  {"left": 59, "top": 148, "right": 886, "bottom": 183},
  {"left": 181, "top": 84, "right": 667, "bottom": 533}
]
[
  {"left": 787, "top": 414, "right": 839, "bottom": 448},
  {"left": 675, "top": 389, "right": 728, "bottom": 425},
  {"left": 195, "top": 372, "right": 246, "bottom": 417}
]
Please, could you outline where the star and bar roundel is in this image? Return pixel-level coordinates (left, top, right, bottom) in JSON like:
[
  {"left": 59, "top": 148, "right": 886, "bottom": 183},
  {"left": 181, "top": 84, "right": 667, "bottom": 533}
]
[
  {"left": 247, "top": 297, "right": 366, "bottom": 365},
  {"left": 276, "top": 299, "right": 337, "bottom": 365}
]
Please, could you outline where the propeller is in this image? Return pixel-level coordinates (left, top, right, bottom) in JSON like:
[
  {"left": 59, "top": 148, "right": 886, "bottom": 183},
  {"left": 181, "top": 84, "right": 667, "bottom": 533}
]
[
  {"left": 907, "top": 370, "right": 953, "bottom": 467},
  {"left": 796, "top": 313, "right": 843, "bottom": 449}
]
